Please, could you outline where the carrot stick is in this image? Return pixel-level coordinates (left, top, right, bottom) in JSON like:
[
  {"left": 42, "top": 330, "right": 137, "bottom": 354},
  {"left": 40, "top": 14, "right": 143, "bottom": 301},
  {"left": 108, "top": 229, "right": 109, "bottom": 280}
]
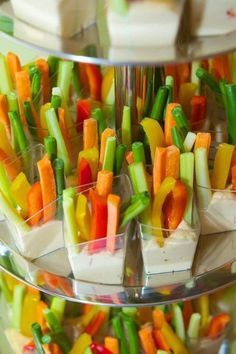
[
  {"left": 207, "top": 314, "right": 230, "bottom": 339},
  {"left": 0, "top": 148, "right": 19, "bottom": 180},
  {"left": 165, "top": 145, "right": 180, "bottom": 179},
  {"left": 104, "top": 337, "right": 119, "bottom": 354},
  {"left": 37, "top": 300, "right": 48, "bottom": 330},
  {"left": 27, "top": 182, "right": 43, "bottom": 226},
  {"left": 153, "top": 147, "right": 166, "bottom": 196},
  {"left": 58, "top": 107, "right": 73, "bottom": 162},
  {"left": 100, "top": 128, "right": 116, "bottom": 165},
  {"left": 211, "top": 55, "right": 232, "bottom": 82},
  {"left": 83, "top": 118, "right": 98, "bottom": 150},
  {"left": 6, "top": 52, "right": 22, "bottom": 85},
  {"left": 36, "top": 59, "right": 50, "bottom": 103},
  {"left": 194, "top": 132, "right": 211, "bottom": 157},
  {"left": 37, "top": 155, "right": 57, "bottom": 222},
  {"left": 231, "top": 165, "right": 236, "bottom": 190},
  {"left": 106, "top": 194, "right": 120, "bottom": 253},
  {"left": 139, "top": 326, "right": 156, "bottom": 354},
  {"left": 125, "top": 151, "right": 134, "bottom": 165},
  {"left": 85, "top": 310, "right": 106, "bottom": 336},
  {"left": 15, "top": 70, "right": 31, "bottom": 123},
  {"left": 0, "top": 94, "right": 11, "bottom": 137},
  {"left": 49, "top": 343, "right": 63, "bottom": 354},
  {"left": 96, "top": 170, "right": 113, "bottom": 197},
  {"left": 152, "top": 309, "right": 165, "bottom": 330},
  {"left": 153, "top": 329, "right": 171, "bottom": 352},
  {"left": 177, "top": 63, "right": 190, "bottom": 87},
  {"left": 164, "top": 103, "right": 179, "bottom": 146}
]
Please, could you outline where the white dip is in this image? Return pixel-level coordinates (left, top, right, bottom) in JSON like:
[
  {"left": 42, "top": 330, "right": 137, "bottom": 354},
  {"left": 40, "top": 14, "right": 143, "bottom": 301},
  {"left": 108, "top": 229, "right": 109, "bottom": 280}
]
[
  {"left": 200, "top": 190, "right": 236, "bottom": 235},
  {"left": 141, "top": 220, "right": 199, "bottom": 274},
  {"left": 7, "top": 219, "right": 64, "bottom": 260},
  {"left": 68, "top": 246, "right": 124, "bottom": 285},
  {"left": 107, "top": 0, "right": 185, "bottom": 47}
]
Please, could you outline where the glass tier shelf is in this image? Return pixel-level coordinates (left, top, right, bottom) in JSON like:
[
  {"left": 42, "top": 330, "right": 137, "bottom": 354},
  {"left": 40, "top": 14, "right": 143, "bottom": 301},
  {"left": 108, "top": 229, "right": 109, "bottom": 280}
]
[
  {"left": 1, "top": 219, "right": 236, "bottom": 307},
  {"left": 1, "top": 0, "right": 236, "bottom": 66}
]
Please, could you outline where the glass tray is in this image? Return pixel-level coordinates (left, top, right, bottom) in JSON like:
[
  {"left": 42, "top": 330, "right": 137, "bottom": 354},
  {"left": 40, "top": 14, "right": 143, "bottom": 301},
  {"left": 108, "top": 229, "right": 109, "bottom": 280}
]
[{"left": 1, "top": 0, "right": 236, "bottom": 66}]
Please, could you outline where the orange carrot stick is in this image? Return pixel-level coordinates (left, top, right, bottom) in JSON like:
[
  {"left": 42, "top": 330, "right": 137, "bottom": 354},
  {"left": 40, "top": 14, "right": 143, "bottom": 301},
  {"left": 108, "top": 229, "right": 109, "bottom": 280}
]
[
  {"left": 153, "top": 329, "right": 171, "bottom": 352},
  {"left": 27, "top": 181, "right": 43, "bottom": 226},
  {"left": 194, "top": 132, "right": 211, "bottom": 157},
  {"left": 125, "top": 151, "right": 134, "bottom": 165},
  {"left": 49, "top": 343, "right": 63, "bottom": 354},
  {"left": 0, "top": 148, "right": 20, "bottom": 180},
  {"left": 177, "top": 63, "right": 190, "bottom": 87},
  {"left": 139, "top": 326, "right": 156, "bottom": 354},
  {"left": 164, "top": 103, "right": 179, "bottom": 146},
  {"left": 106, "top": 194, "right": 120, "bottom": 253},
  {"left": 211, "top": 55, "right": 232, "bottom": 82},
  {"left": 165, "top": 145, "right": 180, "bottom": 179},
  {"left": 96, "top": 170, "right": 113, "bottom": 197},
  {"left": 36, "top": 58, "right": 50, "bottom": 103},
  {"left": 231, "top": 165, "right": 236, "bottom": 190},
  {"left": 152, "top": 308, "right": 166, "bottom": 330},
  {"left": 37, "top": 155, "right": 57, "bottom": 222},
  {"left": 6, "top": 52, "right": 22, "bottom": 85},
  {"left": 83, "top": 118, "right": 98, "bottom": 150},
  {"left": 207, "top": 314, "right": 230, "bottom": 339},
  {"left": 104, "top": 337, "right": 119, "bottom": 354},
  {"left": 100, "top": 128, "right": 116, "bottom": 165},
  {"left": 153, "top": 147, "right": 166, "bottom": 196},
  {"left": 0, "top": 94, "right": 11, "bottom": 138},
  {"left": 15, "top": 70, "right": 31, "bottom": 123}
]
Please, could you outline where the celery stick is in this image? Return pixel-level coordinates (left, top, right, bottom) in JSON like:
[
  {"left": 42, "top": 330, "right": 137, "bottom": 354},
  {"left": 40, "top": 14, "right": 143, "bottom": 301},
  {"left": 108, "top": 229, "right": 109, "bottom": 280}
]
[
  {"left": 102, "top": 136, "right": 116, "bottom": 172},
  {"left": 0, "top": 192, "right": 30, "bottom": 233},
  {"left": 0, "top": 272, "right": 12, "bottom": 302},
  {"left": 172, "top": 304, "right": 185, "bottom": 342},
  {"left": 50, "top": 297, "right": 66, "bottom": 324},
  {"left": 12, "top": 284, "right": 26, "bottom": 330},
  {"left": 128, "top": 162, "right": 148, "bottom": 194},
  {"left": 111, "top": 0, "right": 128, "bottom": 15},
  {"left": 57, "top": 61, "right": 74, "bottom": 103},
  {"left": 7, "top": 92, "right": 19, "bottom": 113},
  {"left": 0, "top": 161, "right": 16, "bottom": 207},
  {"left": 191, "top": 61, "right": 201, "bottom": 94},
  {"left": 0, "top": 53, "right": 13, "bottom": 94},
  {"left": 195, "top": 148, "right": 212, "bottom": 210},
  {"left": 180, "top": 153, "right": 194, "bottom": 225},
  {"left": 187, "top": 313, "right": 201, "bottom": 339},
  {"left": 45, "top": 108, "right": 71, "bottom": 176},
  {"left": 121, "top": 106, "right": 132, "bottom": 150},
  {"left": 52, "top": 87, "right": 62, "bottom": 97},
  {"left": 157, "top": 351, "right": 168, "bottom": 354},
  {"left": 63, "top": 192, "right": 78, "bottom": 245},
  {"left": 132, "top": 141, "right": 146, "bottom": 164},
  {"left": 183, "top": 132, "right": 196, "bottom": 152}
]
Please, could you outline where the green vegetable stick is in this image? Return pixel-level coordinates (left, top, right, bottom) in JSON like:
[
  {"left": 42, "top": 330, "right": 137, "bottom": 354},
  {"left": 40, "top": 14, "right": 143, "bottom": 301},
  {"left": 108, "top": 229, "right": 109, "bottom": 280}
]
[
  {"left": 102, "top": 136, "right": 116, "bottom": 172},
  {"left": 23, "top": 101, "right": 37, "bottom": 139},
  {"left": 112, "top": 316, "right": 129, "bottom": 354},
  {"left": 187, "top": 313, "right": 201, "bottom": 339},
  {"left": 53, "top": 158, "right": 65, "bottom": 197},
  {"left": 123, "top": 318, "right": 139, "bottom": 354},
  {"left": 128, "top": 162, "right": 148, "bottom": 194},
  {"left": 45, "top": 108, "right": 72, "bottom": 176},
  {"left": 180, "top": 153, "right": 194, "bottom": 225},
  {"left": 115, "top": 144, "right": 126, "bottom": 176},
  {"left": 171, "top": 126, "right": 185, "bottom": 153},
  {"left": 150, "top": 86, "right": 168, "bottom": 121},
  {"left": 172, "top": 105, "right": 189, "bottom": 137},
  {"left": 142, "top": 80, "right": 153, "bottom": 118},
  {"left": 31, "top": 70, "right": 41, "bottom": 101},
  {"left": 57, "top": 61, "right": 74, "bottom": 103},
  {"left": 172, "top": 303, "right": 185, "bottom": 342},
  {"left": 191, "top": 61, "right": 201, "bottom": 94},
  {"left": 0, "top": 272, "right": 12, "bottom": 302},
  {"left": 92, "top": 107, "right": 106, "bottom": 135},
  {"left": 7, "top": 92, "right": 20, "bottom": 151},
  {"left": 121, "top": 192, "right": 150, "bottom": 227},
  {"left": 132, "top": 141, "right": 146, "bottom": 164},
  {"left": 196, "top": 67, "right": 221, "bottom": 95},
  {"left": 47, "top": 56, "right": 59, "bottom": 77},
  {"left": 223, "top": 84, "right": 236, "bottom": 144},
  {"left": 165, "top": 75, "right": 174, "bottom": 105},
  {"left": 31, "top": 323, "right": 45, "bottom": 354},
  {"left": 121, "top": 106, "right": 132, "bottom": 150},
  {"left": 50, "top": 297, "right": 66, "bottom": 324},
  {"left": 44, "top": 136, "right": 57, "bottom": 162},
  {"left": 12, "top": 284, "right": 26, "bottom": 330},
  {"left": 0, "top": 53, "right": 13, "bottom": 94},
  {"left": 157, "top": 351, "right": 168, "bottom": 354},
  {"left": 63, "top": 192, "right": 78, "bottom": 245},
  {"left": 0, "top": 161, "right": 16, "bottom": 207},
  {"left": 111, "top": 0, "right": 128, "bottom": 15},
  {"left": 51, "top": 95, "right": 62, "bottom": 115},
  {"left": 195, "top": 148, "right": 212, "bottom": 210},
  {"left": 184, "top": 132, "right": 196, "bottom": 152}
]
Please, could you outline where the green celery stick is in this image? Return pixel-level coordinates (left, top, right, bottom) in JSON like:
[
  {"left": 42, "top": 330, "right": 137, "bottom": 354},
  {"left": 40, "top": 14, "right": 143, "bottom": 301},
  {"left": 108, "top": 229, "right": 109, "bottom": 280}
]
[
  {"left": 48, "top": 56, "right": 59, "bottom": 77},
  {"left": 121, "top": 192, "right": 150, "bottom": 227},
  {"left": 92, "top": 107, "right": 106, "bottom": 135},
  {"left": 121, "top": 106, "right": 132, "bottom": 150},
  {"left": 31, "top": 323, "right": 45, "bottom": 354},
  {"left": 112, "top": 316, "right": 129, "bottom": 354},
  {"left": 63, "top": 187, "right": 76, "bottom": 201},
  {"left": 184, "top": 132, "right": 196, "bottom": 152},
  {"left": 50, "top": 297, "right": 66, "bottom": 324},
  {"left": 172, "top": 105, "right": 189, "bottom": 137},
  {"left": 7, "top": 92, "right": 20, "bottom": 151},
  {"left": 191, "top": 61, "right": 201, "bottom": 94},
  {"left": 196, "top": 67, "right": 221, "bottom": 95},
  {"left": 165, "top": 75, "right": 174, "bottom": 105},
  {"left": 150, "top": 86, "right": 168, "bottom": 121},
  {"left": 31, "top": 70, "right": 41, "bottom": 102},
  {"left": 224, "top": 84, "right": 236, "bottom": 144},
  {"left": 128, "top": 162, "right": 148, "bottom": 194},
  {"left": 51, "top": 95, "right": 62, "bottom": 115},
  {"left": 180, "top": 153, "right": 194, "bottom": 225},
  {"left": 52, "top": 87, "right": 62, "bottom": 97},
  {"left": 132, "top": 141, "right": 146, "bottom": 164},
  {"left": 44, "top": 136, "right": 57, "bottom": 162},
  {"left": 115, "top": 144, "right": 126, "bottom": 176},
  {"left": 122, "top": 307, "right": 137, "bottom": 317},
  {"left": 45, "top": 108, "right": 71, "bottom": 176},
  {"left": 72, "top": 65, "right": 81, "bottom": 97},
  {"left": 57, "top": 61, "right": 74, "bottom": 103},
  {"left": 123, "top": 317, "right": 139, "bottom": 354},
  {"left": 142, "top": 80, "right": 153, "bottom": 118},
  {"left": 28, "top": 64, "right": 38, "bottom": 79},
  {"left": 0, "top": 161, "right": 16, "bottom": 207},
  {"left": 111, "top": 0, "right": 128, "bottom": 15},
  {"left": 23, "top": 101, "right": 37, "bottom": 138},
  {"left": 195, "top": 148, "right": 212, "bottom": 210},
  {"left": 187, "top": 313, "right": 201, "bottom": 339},
  {"left": 172, "top": 303, "right": 185, "bottom": 342},
  {"left": 63, "top": 191, "right": 78, "bottom": 245},
  {"left": 0, "top": 53, "right": 13, "bottom": 94},
  {"left": 0, "top": 272, "right": 12, "bottom": 302},
  {"left": 171, "top": 126, "right": 185, "bottom": 153},
  {"left": 53, "top": 158, "right": 65, "bottom": 197},
  {"left": 12, "top": 284, "right": 26, "bottom": 330},
  {"left": 0, "top": 192, "right": 30, "bottom": 233},
  {"left": 102, "top": 136, "right": 116, "bottom": 172}
]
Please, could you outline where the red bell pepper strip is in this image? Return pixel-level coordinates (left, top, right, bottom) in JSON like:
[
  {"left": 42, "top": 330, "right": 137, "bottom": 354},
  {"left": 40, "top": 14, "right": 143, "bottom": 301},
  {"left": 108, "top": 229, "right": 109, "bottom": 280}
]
[
  {"left": 85, "top": 311, "right": 106, "bottom": 336},
  {"left": 207, "top": 314, "right": 230, "bottom": 339},
  {"left": 90, "top": 343, "right": 112, "bottom": 354},
  {"left": 153, "top": 329, "right": 171, "bottom": 352},
  {"left": 76, "top": 99, "right": 91, "bottom": 132},
  {"left": 190, "top": 95, "right": 207, "bottom": 130},
  {"left": 163, "top": 180, "right": 187, "bottom": 230},
  {"left": 85, "top": 64, "right": 103, "bottom": 101},
  {"left": 183, "top": 300, "right": 193, "bottom": 330},
  {"left": 211, "top": 55, "right": 232, "bottom": 82},
  {"left": 78, "top": 158, "right": 93, "bottom": 190}
]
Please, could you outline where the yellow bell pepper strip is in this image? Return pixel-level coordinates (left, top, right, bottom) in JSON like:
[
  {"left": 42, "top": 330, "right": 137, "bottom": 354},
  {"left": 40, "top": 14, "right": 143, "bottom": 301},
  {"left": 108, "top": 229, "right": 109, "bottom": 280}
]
[
  {"left": 70, "top": 333, "right": 92, "bottom": 354},
  {"left": 10, "top": 172, "right": 31, "bottom": 217},
  {"left": 211, "top": 143, "right": 235, "bottom": 189},
  {"left": 63, "top": 188, "right": 79, "bottom": 246},
  {"left": 121, "top": 106, "right": 132, "bottom": 150},
  {"left": 195, "top": 148, "right": 212, "bottom": 210},
  {"left": 193, "top": 295, "right": 210, "bottom": 335},
  {"left": 102, "top": 67, "right": 115, "bottom": 104},
  {"left": 180, "top": 152, "right": 194, "bottom": 225},
  {"left": 0, "top": 161, "right": 16, "bottom": 207},
  {"left": 152, "top": 177, "right": 176, "bottom": 247},
  {"left": 21, "top": 290, "right": 40, "bottom": 337},
  {"left": 140, "top": 118, "right": 165, "bottom": 164},
  {"left": 0, "top": 53, "right": 13, "bottom": 94},
  {"left": 161, "top": 321, "right": 189, "bottom": 354},
  {"left": 76, "top": 194, "right": 91, "bottom": 242},
  {"left": 12, "top": 284, "right": 26, "bottom": 331},
  {"left": 0, "top": 272, "right": 12, "bottom": 302},
  {"left": 79, "top": 147, "right": 99, "bottom": 182},
  {"left": 104, "top": 337, "right": 119, "bottom": 354},
  {"left": 40, "top": 103, "right": 51, "bottom": 137},
  {"left": 0, "top": 121, "right": 20, "bottom": 168}
]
